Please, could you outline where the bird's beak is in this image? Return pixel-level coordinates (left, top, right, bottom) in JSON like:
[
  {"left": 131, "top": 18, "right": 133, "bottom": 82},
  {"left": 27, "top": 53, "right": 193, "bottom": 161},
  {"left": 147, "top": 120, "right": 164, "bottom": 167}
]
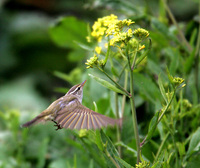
[{"left": 81, "top": 80, "right": 87, "bottom": 87}]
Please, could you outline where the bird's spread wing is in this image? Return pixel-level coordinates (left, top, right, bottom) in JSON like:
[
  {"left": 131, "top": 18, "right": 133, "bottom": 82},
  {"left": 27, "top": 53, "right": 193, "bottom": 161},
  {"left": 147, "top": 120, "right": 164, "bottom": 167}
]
[{"left": 54, "top": 99, "right": 120, "bottom": 130}]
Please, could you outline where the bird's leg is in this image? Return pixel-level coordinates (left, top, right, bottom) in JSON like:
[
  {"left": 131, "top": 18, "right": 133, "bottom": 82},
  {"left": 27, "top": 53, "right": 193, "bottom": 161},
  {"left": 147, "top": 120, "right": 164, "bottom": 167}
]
[{"left": 52, "top": 120, "right": 62, "bottom": 131}]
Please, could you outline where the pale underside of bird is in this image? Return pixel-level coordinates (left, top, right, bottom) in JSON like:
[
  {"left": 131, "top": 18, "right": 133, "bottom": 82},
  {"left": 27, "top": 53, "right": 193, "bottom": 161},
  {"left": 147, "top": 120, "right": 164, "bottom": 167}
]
[{"left": 22, "top": 80, "right": 121, "bottom": 130}]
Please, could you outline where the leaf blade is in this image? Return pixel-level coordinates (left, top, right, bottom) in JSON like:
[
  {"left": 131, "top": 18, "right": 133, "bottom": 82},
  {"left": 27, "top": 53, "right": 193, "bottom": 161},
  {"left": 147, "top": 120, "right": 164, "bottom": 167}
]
[{"left": 89, "top": 74, "right": 128, "bottom": 96}]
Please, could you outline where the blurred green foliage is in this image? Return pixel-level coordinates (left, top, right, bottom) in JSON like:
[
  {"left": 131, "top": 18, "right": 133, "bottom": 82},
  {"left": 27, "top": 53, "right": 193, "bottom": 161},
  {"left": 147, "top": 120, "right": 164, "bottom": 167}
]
[{"left": 0, "top": 0, "right": 200, "bottom": 167}]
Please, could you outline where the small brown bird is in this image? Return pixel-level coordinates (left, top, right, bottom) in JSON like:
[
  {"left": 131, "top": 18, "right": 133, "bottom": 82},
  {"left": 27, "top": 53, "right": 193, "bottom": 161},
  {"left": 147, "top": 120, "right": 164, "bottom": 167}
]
[{"left": 22, "top": 80, "right": 121, "bottom": 130}]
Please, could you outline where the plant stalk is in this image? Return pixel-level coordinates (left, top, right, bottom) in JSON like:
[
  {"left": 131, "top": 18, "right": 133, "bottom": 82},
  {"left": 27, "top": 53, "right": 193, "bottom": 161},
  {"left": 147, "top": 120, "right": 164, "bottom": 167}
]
[
  {"left": 162, "top": 0, "right": 192, "bottom": 52},
  {"left": 97, "top": 66, "right": 131, "bottom": 97},
  {"left": 154, "top": 132, "right": 170, "bottom": 162},
  {"left": 126, "top": 44, "right": 141, "bottom": 163},
  {"left": 195, "top": 3, "right": 200, "bottom": 103},
  {"left": 115, "top": 92, "right": 121, "bottom": 157},
  {"left": 121, "top": 70, "right": 128, "bottom": 117},
  {"left": 158, "top": 88, "right": 176, "bottom": 123}
]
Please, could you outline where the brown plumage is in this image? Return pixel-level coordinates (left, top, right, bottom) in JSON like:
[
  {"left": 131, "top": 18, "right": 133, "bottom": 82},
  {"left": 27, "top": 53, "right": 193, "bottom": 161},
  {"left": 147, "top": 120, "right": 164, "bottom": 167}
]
[{"left": 22, "top": 80, "right": 121, "bottom": 130}]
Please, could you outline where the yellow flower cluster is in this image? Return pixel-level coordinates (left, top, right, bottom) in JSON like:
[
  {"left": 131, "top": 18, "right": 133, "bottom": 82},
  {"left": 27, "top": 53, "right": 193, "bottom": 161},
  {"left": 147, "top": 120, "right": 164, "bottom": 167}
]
[
  {"left": 86, "top": 14, "right": 150, "bottom": 68},
  {"left": 135, "top": 161, "right": 150, "bottom": 168},
  {"left": 79, "top": 129, "right": 88, "bottom": 138},
  {"left": 95, "top": 46, "right": 102, "bottom": 54},
  {"left": 182, "top": 99, "right": 192, "bottom": 109},
  {"left": 91, "top": 14, "right": 118, "bottom": 42},
  {"left": 90, "top": 14, "right": 135, "bottom": 45},
  {"left": 85, "top": 54, "right": 98, "bottom": 69},
  {"left": 133, "top": 28, "right": 149, "bottom": 39},
  {"left": 168, "top": 71, "right": 185, "bottom": 88},
  {"left": 85, "top": 54, "right": 105, "bottom": 69},
  {"left": 172, "top": 77, "right": 185, "bottom": 86}
]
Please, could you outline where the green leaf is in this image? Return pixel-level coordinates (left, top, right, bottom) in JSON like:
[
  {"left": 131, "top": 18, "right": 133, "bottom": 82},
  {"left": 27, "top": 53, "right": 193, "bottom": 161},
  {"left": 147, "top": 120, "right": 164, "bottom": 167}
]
[
  {"left": 116, "top": 141, "right": 137, "bottom": 156},
  {"left": 158, "top": 75, "right": 168, "bottom": 104},
  {"left": 185, "top": 154, "right": 200, "bottom": 168},
  {"left": 158, "top": 0, "right": 167, "bottom": 22},
  {"left": 49, "top": 159, "right": 71, "bottom": 168},
  {"left": 100, "top": 130, "right": 119, "bottom": 157},
  {"left": 100, "top": 130, "right": 123, "bottom": 168},
  {"left": 151, "top": 18, "right": 178, "bottom": 43},
  {"left": 36, "top": 138, "right": 49, "bottom": 168},
  {"left": 133, "top": 72, "right": 162, "bottom": 104},
  {"left": 147, "top": 59, "right": 167, "bottom": 81},
  {"left": 166, "top": 67, "right": 173, "bottom": 84},
  {"left": 88, "top": 74, "right": 128, "bottom": 96},
  {"left": 115, "top": 156, "right": 134, "bottom": 168},
  {"left": 49, "top": 16, "right": 88, "bottom": 49},
  {"left": 54, "top": 68, "right": 82, "bottom": 85},
  {"left": 164, "top": 47, "right": 179, "bottom": 75},
  {"left": 152, "top": 151, "right": 165, "bottom": 168},
  {"left": 89, "top": 159, "right": 94, "bottom": 168},
  {"left": 67, "top": 49, "right": 87, "bottom": 62},
  {"left": 152, "top": 161, "right": 162, "bottom": 168},
  {"left": 79, "top": 136, "right": 106, "bottom": 168},
  {"left": 73, "top": 154, "right": 77, "bottom": 168},
  {"left": 74, "top": 41, "right": 93, "bottom": 51},
  {"left": 135, "top": 39, "right": 152, "bottom": 67},
  {"left": 189, "top": 28, "right": 197, "bottom": 47},
  {"left": 146, "top": 111, "right": 159, "bottom": 141},
  {"left": 177, "top": 142, "right": 186, "bottom": 157},
  {"left": 95, "top": 130, "right": 104, "bottom": 151},
  {"left": 111, "top": 66, "right": 119, "bottom": 77},
  {"left": 183, "top": 49, "right": 195, "bottom": 74},
  {"left": 186, "top": 127, "right": 200, "bottom": 157}
]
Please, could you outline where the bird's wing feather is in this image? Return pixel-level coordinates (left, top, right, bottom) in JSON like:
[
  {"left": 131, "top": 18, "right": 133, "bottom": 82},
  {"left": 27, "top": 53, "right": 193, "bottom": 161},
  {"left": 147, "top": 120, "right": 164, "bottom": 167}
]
[{"left": 54, "top": 99, "right": 120, "bottom": 130}]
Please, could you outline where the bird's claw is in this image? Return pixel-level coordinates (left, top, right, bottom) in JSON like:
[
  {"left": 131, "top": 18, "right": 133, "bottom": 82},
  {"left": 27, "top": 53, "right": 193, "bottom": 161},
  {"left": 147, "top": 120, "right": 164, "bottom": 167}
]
[{"left": 52, "top": 120, "right": 62, "bottom": 131}]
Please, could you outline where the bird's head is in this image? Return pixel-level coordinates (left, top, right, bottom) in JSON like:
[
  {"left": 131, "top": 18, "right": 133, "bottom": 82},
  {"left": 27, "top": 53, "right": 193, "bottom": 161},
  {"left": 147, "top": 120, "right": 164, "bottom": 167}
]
[{"left": 66, "top": 80, "right": 86, "bottom": 103}]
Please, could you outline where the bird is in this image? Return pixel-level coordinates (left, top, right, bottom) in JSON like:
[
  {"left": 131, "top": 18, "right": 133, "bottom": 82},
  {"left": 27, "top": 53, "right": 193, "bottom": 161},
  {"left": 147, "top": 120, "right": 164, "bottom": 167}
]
[{"left": 22, "top": 80, "right": 121, "bottom": 130}]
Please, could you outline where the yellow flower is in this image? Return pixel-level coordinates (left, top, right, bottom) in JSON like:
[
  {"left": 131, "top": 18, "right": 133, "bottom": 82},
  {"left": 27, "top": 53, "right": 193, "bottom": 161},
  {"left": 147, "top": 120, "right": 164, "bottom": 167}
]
[
  {"left": 172, "top": 77, "right": 184, "bottom": 86},
  {"left": 122, "top": 19, "right": 135, "bottom": 26},
  {"left": 182, "top": 99, "right": 192, "bottom": 109},
  {"left": 95, "top": 46, "right": 102, "bottom": 54},
  {"left": 133, "top": 28, "right": 149, "bottom": 39},
  {"left": 135, "top": 161, "right": 150, "bottom": 168},
  {"left": 104, "top": 43, "right": 108, "bottom": 48},
  {"left": 127, "top": 28, "right": 133, "bottom": 37},
  {"left": 98, "top": 59, "right": 105, "bottom": 68},
  {"left": 90, "top": 14, "right": 135, "bottom": 45},
  {"left": 170, "top": 76, "right": 186, "bottom": 88},
  {"left": 139, "top": 45, "right": 145, "bottom": 51},
  {"left": 85, "top": 54, "right": 98, "bottom": 69},
  {"left": 129, "top": 38, "right": 139, "bottom": 49},
  {"left": 90, "top": 14, "right": 118, "bottom": 42},
  {"left": 79, "top": 129, "right": 88, "bottom": 138},
  {"left": 86, "top": 36, "right": 91, "bottom": 42}
]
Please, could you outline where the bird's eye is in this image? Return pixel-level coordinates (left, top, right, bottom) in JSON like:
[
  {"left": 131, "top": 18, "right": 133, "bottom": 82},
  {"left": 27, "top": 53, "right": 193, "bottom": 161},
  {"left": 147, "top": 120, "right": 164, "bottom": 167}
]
[{"left": 77, "top": 87, "right": 81, "bottom": 91}]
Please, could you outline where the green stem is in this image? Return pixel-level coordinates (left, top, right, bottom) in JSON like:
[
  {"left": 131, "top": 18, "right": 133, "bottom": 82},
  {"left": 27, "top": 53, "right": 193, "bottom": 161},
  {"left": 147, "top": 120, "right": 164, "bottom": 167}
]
[
  {"left": 103, "top": 41, "right": 110, "bottom": 68},
  {"left": 118, "top": 62, "right": 128, "bottom": 81},
  {"left": 126, "top": 44, "right": 141, "bottom": 163},
  {"left": 154, "top": 132, "right": 170, "bottom": 162},
  {"left": 171, "top": 131, "right": 179, "bottom": 168},
  {"left": 115, "top": 92, "right": 121, "bottom": 157},
  {"left": 131, "top": 43, "right": 139, "bottom": 70},
  {"left": 158, "top": 88, "right": 176, "bottom": 123},
  {"left": 97, "top": 66, "right": 131, "bottom": 97},
  {"left": 134, "top": 39, "right": 152, "bottom": 69},
  {"left": 121, "top": 70, "right": 128, "bottom": 117},
  {"left": 195, "top": 3, "right": 200, "bottom": 103},
  {"left": 141, "top": 87, "right": 177, "bottom": 148},
  {"left": 105, "top": 147, "right": 120, "bottom": 168},
  {"left": 161, "top": 0, "right": 192, "bottom": 52}
]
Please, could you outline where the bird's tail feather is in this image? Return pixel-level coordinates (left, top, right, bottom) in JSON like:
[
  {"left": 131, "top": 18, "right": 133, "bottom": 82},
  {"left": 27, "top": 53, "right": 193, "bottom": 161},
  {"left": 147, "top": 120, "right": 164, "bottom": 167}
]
[{"left": 21, "top": 116, "right": 44, "bottom": 127}]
